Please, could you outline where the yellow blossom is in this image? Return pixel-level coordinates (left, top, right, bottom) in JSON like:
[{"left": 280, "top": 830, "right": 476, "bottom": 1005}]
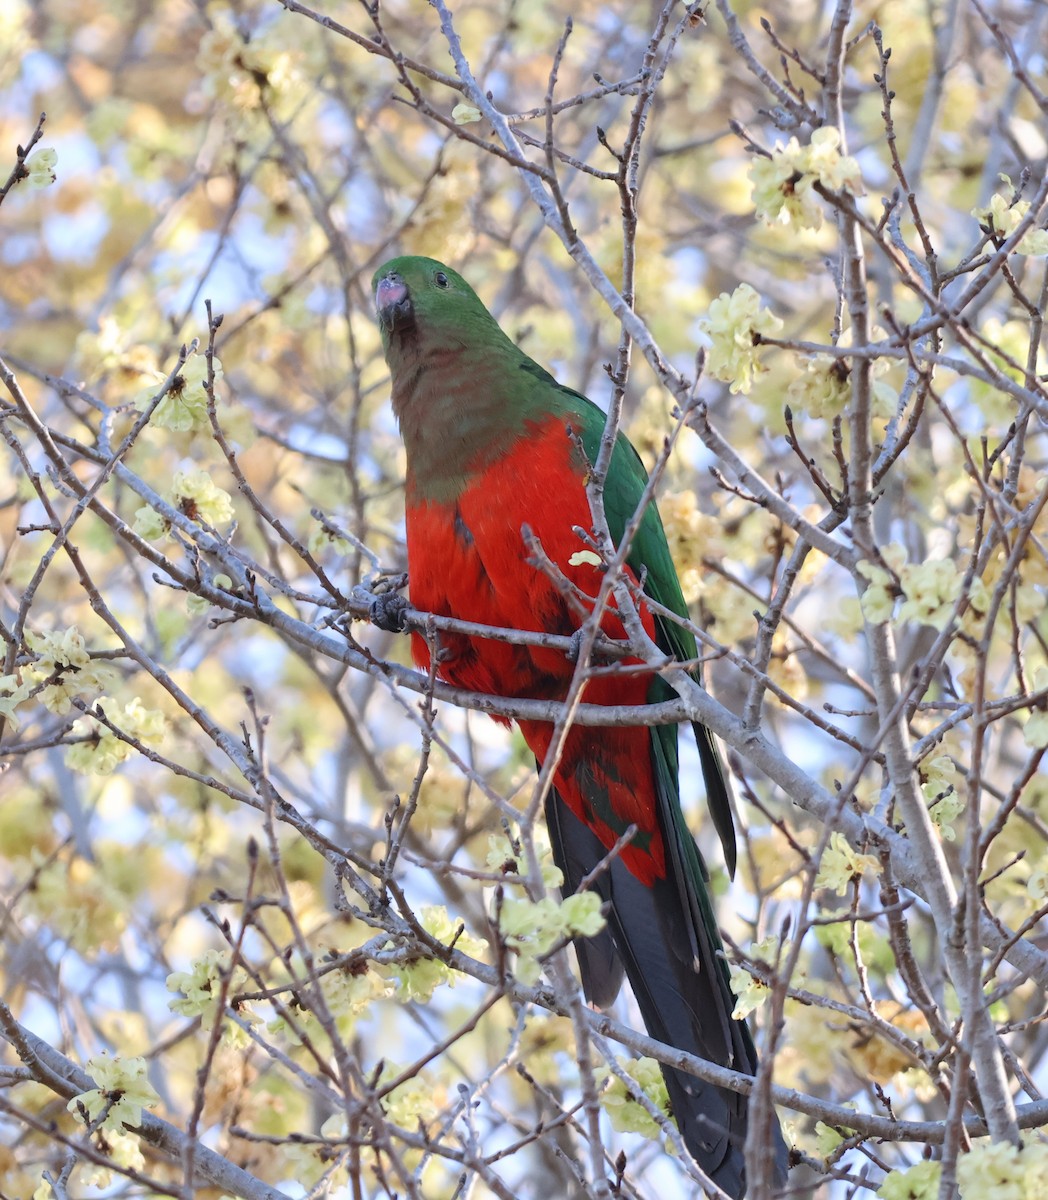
[
  {"left": 929, "top": 790, "right": 964, "bottom": 841},
  {"left": 857, "top": 560, "right": 896, "bottom": 624},
  {"left": 750, "top": 127, "right": 862, "bottom": 230},
  {"left": 815, "top": 1120, "right": 847, "bottom": 1155},
  {"left": 171, "top": 466, "right": 234, "bottom": 525},
  {"left": 323, "top": 966, "right": 392, "bottom": 1030},
  {"left": 497, "top": 890, "right": 606, "bottom": 986},
  {"left": 955, "top": 1139, "right": 1048, "bottom": 1200},
  {"left": 0, "top": 673, "right": 32, "bottom": 728},
  {"left": 131, "top": 504, "right": 168, "bottom": 541},
  {"left": 198, "top": 11, "right": 302, "bottom": 112},
  {"left": 846, "top": 1003, "right": 929, "bottom": 1083},
  {"left": 598, "top": 1057, "right": 672, "bottom": 1142},
  {"left": 451, "top": 103, "right": 483, "bottom": 125},
  {"left": 266, "top": 961, "right": 389, "bottom": 1046},
  {"left": 878, "top": 1160, "right": 942, "bottom": 1200},
  {"left": 135, "top": 353, "right": 223, "bottom": 433},
  {"left": 486, "top": 833, "right": 524, "bottom": 875},
  {"left": 0, "top": 790, "right": 57, "bottom": 859},
  {"left": 973, "top": 188, "right": 1048, "bottom": 255},
  {"left": 392, "top": 905, "right": 486, "bottom": 1002},
  {"left": 1024, "top": 710, "right": 1048, "bottom": 750},
  {"left": 380, "top": 1066, "right": 442, "bottom": 1128},
  {"left": 25, "top": 852, "right": 127, "bottom": 950},
  {"left": 786, "top": 355, "right": 850, "bottom": 418},
  {"left": 134, "top": 468, "right": 234, "bottom": 539},
  {"left": 25, "top": 627, "right": 117, "bottom": 715},
  {"left": 815, "top": 831, "right": 881, "bottom": 895},
  {"left": 897, "top": 558, "right": 966, "bottom": 630},
  {"left": 1029, "top": 851, "right": 1048, "bottom": 899},
  {"left": 67, "top": 1054, "right": 159, "bottom": 1132},
  {"left": 727, "top": 933, "right": 785, "bottom": 1019},
  {"left": 25, "top": 146, "right": 57, "bottom": 189},
  {"left": 485, "top": 831, "right": 564, "bottom": 888},
  {"left": 1021, "top": 667, "right": 1048, "bottom": 750},
  {"left": 659, "top": 490, "right": 723, "bottom": 603},
  {"left": 187, "top": 572, "right": 234, "bottom": 615},
  {"left": 857, "top": 542, "right": 978, "bottom": 631},
  {"left": 560, "top": 891, "right": 605, "bottom": 937},
  {"left": 73, "top": 317, "right": 159, "bottom": 383},
  {"left": 79, "top": 1129, "right": 146, "bottom": 1187},
  {"left": 806, "top": 127, "right": 864, "bottom": 191},
  {"left": 699, "top": 283, "right": 783, "bottom": 394},
  {"left": 307, "top": 523, "right": 352, "bottom": 558},
  {"left": 66, "top": 698, "right": 168, "bottom": 776},
  {"left": 168, "top": 948, "right": 249, "bottom": 1032}
]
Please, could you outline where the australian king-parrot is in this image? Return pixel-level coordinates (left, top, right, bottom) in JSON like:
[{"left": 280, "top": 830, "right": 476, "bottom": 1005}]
[{"left": 372, "top": 255, "right": 788, "bottom": 1195}]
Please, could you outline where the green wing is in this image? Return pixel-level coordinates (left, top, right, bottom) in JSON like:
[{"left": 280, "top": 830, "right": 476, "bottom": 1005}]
[{"left": 564, "top": 389, "right": 738, "bottom": 876}]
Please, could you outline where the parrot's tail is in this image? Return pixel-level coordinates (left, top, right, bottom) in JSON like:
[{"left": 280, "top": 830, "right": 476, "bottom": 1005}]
[{"left": 546, "top": 791, "right": 790, "bottom": 1197}]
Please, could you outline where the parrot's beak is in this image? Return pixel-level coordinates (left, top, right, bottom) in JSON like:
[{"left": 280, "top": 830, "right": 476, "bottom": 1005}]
[{"left": 375, "top": 273, "right": 414, "bottom": 332}]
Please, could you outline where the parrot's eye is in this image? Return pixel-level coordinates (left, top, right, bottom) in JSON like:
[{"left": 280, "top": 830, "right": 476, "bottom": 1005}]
[{"left": 434, "top": 271, "right": 450, "bottom": 289}]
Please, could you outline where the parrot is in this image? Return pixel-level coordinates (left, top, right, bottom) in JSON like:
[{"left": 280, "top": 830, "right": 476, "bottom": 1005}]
[{"left": 372, "top": 254, "right": 788, "bottom": 1195}]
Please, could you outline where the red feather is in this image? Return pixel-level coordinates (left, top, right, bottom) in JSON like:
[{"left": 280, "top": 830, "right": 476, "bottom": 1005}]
[{"left": 406, "top": 413, "right": 666, "bottom": 884}]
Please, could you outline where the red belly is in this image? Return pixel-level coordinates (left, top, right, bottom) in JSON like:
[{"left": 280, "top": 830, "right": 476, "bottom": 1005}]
[{"left": 405, "top": 415, "right": 667, "bottom": 884}]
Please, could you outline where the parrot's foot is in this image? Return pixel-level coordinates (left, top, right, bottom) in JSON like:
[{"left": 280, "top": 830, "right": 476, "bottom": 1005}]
[
  {"left": 369, "top": 591, "right": 410, "bottom": 633},
  {"left": 566, "top": 627, "right": 622, "bottom": 665}
]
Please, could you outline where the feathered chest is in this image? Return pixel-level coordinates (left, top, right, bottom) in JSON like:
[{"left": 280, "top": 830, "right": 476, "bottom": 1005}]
[{"left": 403, "top": 414, "right": 651, "bottom": 698}]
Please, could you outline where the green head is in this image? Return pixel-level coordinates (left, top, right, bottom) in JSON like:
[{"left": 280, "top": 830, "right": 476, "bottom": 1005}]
[
  {"left": 372, "top": 256, "right": 502, "bottom": 352},
  {"left": 372, "top": 255, "right": 540, "bottom": 494},
  {"left": 371, "top": 255, "right": 546, "bottom": 496}
]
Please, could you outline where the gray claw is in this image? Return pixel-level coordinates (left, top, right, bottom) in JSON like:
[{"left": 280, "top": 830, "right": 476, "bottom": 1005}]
[{"left": 370, "top": 592, "right": 409, "bottom": 633}]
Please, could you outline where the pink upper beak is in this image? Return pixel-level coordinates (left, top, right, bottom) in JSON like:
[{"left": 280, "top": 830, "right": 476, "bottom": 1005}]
[
  {"left": 375, "top": 275, "right": 408, "bottom": 313},
  {"left": 375, "top": 273, "right": 413, "bottom": 332}
]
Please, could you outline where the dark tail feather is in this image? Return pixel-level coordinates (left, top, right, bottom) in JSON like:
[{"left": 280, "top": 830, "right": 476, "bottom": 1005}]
[
  {"left": 544, "top": 785, "right": 625, "bottom": 1010},
  {"left": 546, "top": 790, "right": 789, "bottom": 1196},
  {"left": 694, "top": 719, "right": 738, "bottom": 880}
]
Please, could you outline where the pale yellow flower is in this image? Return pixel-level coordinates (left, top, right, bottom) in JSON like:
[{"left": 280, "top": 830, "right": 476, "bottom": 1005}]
[
  {"left": 750, "top": 126, "right": 862, "bottom": 230},
  {"left": 496, "top": 890, "right": 606, "bottom": 986},
  {"left": 486, "top": 831, "right": 564, "bottom": 888},
  {"left": 598, "top": 1057, "right": 672, "bottom": 1142},
  {"left": 171, "top": 467, "right": 234, "bottom": 525},
  {"left": 1023, "top": 710, "right": 1048, "bottom": 749},
  {"left": 0, "top": 673, "right": 32, "bottom": 728},
  {"left": 857, "top": 560, "right": 896, "bottom": 625},
  {"left": 25, "top": 147, "right": 57, "bottom": 189},
  {"left": 699, "top": 283, "right": 783, "bottom": 394},
  {"left": 878, "top": 1160, "right": 941, "bottom": 1200},
  {"left": 25, "top": 853, "right": 127, "bottom": 950},
  {"left": 786, "top": 356, "right": 850, "bottom": 418},
  {"left": 66, "top": 699, "right": 167, "bottom": 776},
  {"left": 135, "top": 353, "right": 223, "bottom": 433},
  {"left": 167, "top": 948, "right": 247, "bottom": 1031},
  {"left": 380, "top": 1067, "right": 442, "bottom": 1128},
  {"left": 391, "top": 905, "right": 486, "bottom": 1002},
  {"left": 67, "top": 1054, "right": 159, "bottom": 1132},
  {"left": 26, "top": 627, "right": 117, "bottom": 715},
  {"left": 452, "top": 103, "right": 483, "bottom": 125},
  {"left": 727, "top": 934, "right": 785, "bottom": 1019},
  {"left": 198, "top": 12, "right": 302, "bottom": 111},
  {"left": 956, "top": 1140, "right": 1024, "bottom": 1200},
  {"left": 815, "top": 831, "right": 881, "bottom": 895},
  {"left": 134, "top": 468, "right": 234, "bottom": 539},
  {"left": 973, "top": 189, "right": 1048, "bottom": 255},
  {"left": 1027, "top": 852, "right": 1048, "bottom": 900},
  {"left": 659, "top": 490, "right": 723, "bottom": 603}
]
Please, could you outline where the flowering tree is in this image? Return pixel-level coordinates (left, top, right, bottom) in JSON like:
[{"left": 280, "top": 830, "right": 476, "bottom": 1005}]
[{"left": 1, "top": 1, "right": 1047, "bottom": 1198}]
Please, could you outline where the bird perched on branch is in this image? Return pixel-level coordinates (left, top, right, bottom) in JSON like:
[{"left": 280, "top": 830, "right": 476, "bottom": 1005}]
[{"left": 372, "top": 254, "right": 788, "bottom": 1196}]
